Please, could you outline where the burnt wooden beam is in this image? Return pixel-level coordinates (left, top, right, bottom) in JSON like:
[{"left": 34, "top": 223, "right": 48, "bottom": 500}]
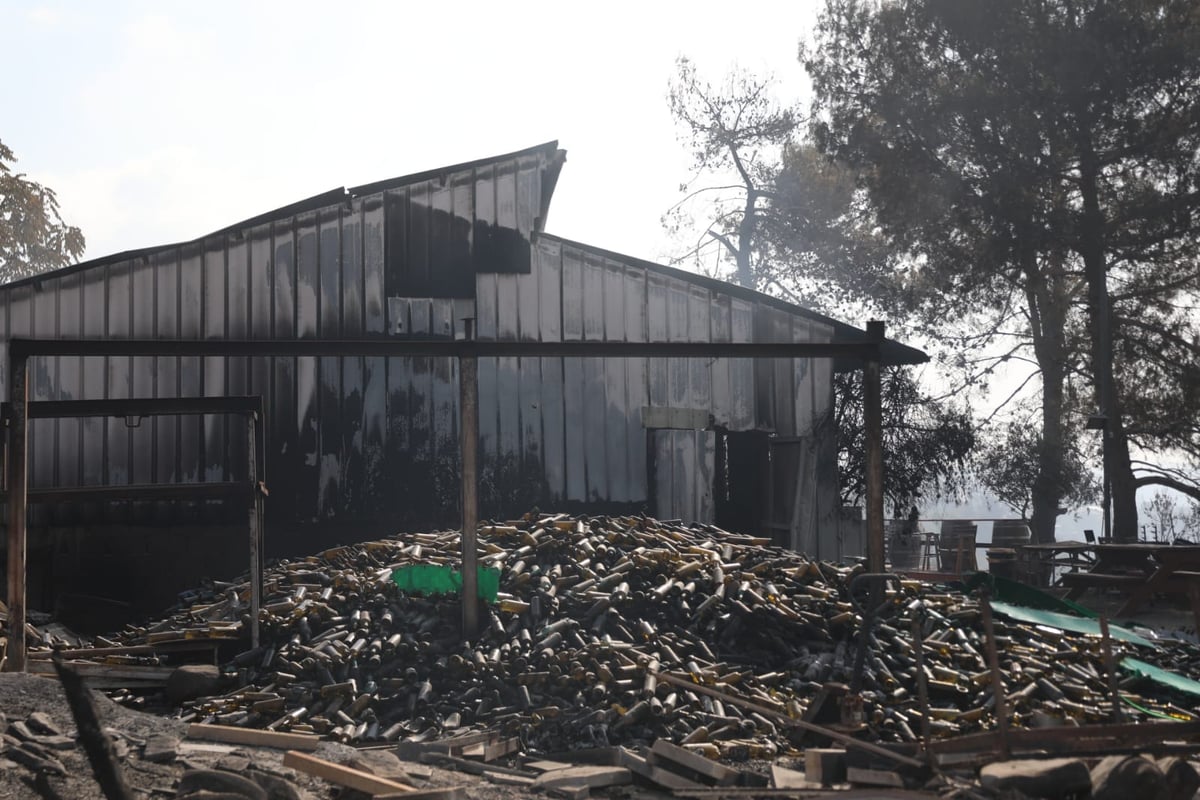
[
  {"left": 5, "top": 352, "right": 28, "bottom": 673},
  {"left": 1, "top": 395, "right": 263, "bottom": 420},
  {"left": 459, "top": 320, "right": 480, "bottom": 641},
  {"left": 863, "top": 321, "right": 885, "bottom": 574}
]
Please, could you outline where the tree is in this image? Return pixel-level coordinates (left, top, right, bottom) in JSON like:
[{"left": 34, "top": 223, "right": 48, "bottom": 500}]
[
  {"left": 666, "top": 59, "right": 979, "bottom": 517},
  {"left": 803, "top": 0, "right": 1200, "bottom": 542},
  {"left": 0, "top": 139, "right": 85, "bottom": 282},
  {"left": 977, "top": 420, "right": 1098, "bottom": 520},
  {"left": 665, "top": 57, "right": 797, "bottom": 289},
  {"left": 1141, "top": 491, "right": 1182, "bottom": 542},
  {"left": 834, "top": 367, "right": 975, "bottom": 511}
]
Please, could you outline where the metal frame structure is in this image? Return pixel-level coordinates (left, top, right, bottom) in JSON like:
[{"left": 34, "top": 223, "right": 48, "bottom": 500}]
[
  {"left": 3, "top": 333, "right": 887, "bottom": 669},
  {"left": 2, "top": 393, "right": 266, "bottom": 671}
]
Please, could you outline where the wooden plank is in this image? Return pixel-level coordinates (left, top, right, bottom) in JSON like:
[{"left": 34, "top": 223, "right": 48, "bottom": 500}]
[
  {"left": 483, "top": 736, "right": 521, "bottom": 762},
  {"left": 27, "top": 661, "right": 174, "bottom": 681},
  {"left": 533, "top": 765, "right": 633, "bottom": 790},
  {"left": 770, "top": 764, "right": 809, "bottom": 789},
  {"left": 846, "top": 767, "right": 905, "bottom": 788},
  {"left": 419, "top": 752, "right": 537, "bottom": 778},
  {"left": 619, "top": 749, "right": 704, "bottom": 790},
  {"left": 283, "top": 750, "right": 415, "bottom": 794},
  {"left": 187, "top": 723, "right": 320, "bottom": 751},
  {"left": 650, "top": 739, "right": 740, "bottom": 786}
]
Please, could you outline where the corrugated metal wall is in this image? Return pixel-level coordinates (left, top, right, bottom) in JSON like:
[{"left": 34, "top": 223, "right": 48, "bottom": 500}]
[
  {"left": 472, "top": 235, "right": 836, "bottom": 522},
  {"left": 0, "top": 145, "right": 839, "bottom": 548}
]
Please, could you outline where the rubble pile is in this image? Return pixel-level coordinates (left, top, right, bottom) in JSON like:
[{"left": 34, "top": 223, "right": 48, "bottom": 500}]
[{"left": 20, "top": 514, "right": 1200, "bottom": 759}]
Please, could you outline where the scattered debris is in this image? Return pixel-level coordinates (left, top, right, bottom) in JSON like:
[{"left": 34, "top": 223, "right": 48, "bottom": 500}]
[{"left": 7, "top": 512, "right": 1200, "bottom": 798}]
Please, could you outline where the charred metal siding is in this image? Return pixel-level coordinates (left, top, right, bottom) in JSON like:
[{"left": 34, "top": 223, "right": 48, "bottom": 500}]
[
  {"left": 472, "top": 235, "right": 837, "bottom": 542},
  {"left": 0, "top": 147, "right": 554, "bottom": 541},
  {"left": 0, "top": 143, "right": 852, "bottom": 558}
]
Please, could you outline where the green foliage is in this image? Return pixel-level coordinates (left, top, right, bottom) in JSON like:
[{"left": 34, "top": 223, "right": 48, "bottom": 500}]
[
  {"left": 834, "top": 367, "right": 975, "bottom": 509},
  {"left": 803, "top": 0, "right": 1200, "bottom": 536},
  {"left": 0, "top": 139, "right": 84, "bottom": 283},
  {"left": 977, "top": 422, "right": 1099, "bottom": 519}
]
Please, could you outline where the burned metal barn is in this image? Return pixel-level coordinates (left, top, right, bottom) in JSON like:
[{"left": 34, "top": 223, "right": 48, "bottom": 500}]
[{"left": 0, "top": 142, "right": 923, "bottom": 615}]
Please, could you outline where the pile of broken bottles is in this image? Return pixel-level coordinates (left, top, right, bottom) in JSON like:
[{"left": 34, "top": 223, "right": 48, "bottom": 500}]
[{"left": 127, "top": 513, "right": 1200, "bottom": 755}]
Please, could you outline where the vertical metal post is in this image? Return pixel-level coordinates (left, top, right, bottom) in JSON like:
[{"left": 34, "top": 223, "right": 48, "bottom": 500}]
[
  {"left": 459, "top": 320, "right": 479, "bottom": 641},
  {"left": 5, "top": 353, "right": 28, "bottom": 672},
  {"left": 864, "top": 321, "right": 885, "bottom": 574},
  {"left": 247, "top": 413, "right": 261, "bottom": 650}
]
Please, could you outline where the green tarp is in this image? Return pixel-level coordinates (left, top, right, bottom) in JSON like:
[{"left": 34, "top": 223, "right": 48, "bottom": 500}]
[
  {"left": 1121, "top": 657, "right": 1200, "bottom": 698},
  {"left": 989, "top": 575, "right": 1098, "bottom": 618},
  {"left": 392, "top": 564, "right": 501, "bottom": 602},
  {"left": 989, "top": 600, "right": 1158, "bottom": 648}
]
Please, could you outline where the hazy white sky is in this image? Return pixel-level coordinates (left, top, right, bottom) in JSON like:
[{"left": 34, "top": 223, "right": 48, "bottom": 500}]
[{"left": 5, "top": 1, "right": 822, "bottom": 265}]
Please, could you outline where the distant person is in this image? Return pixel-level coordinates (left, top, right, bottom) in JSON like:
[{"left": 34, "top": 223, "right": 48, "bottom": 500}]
[{"left": 902, "top": 505, "right": 919, "bottom": 539}]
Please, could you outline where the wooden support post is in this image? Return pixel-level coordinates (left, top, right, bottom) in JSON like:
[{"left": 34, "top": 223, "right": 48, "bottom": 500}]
[
  {"left": 247, "top": 412, "right": 261, "bottom": 650},
  {"left": 910, "top": 615, "right": 932, "bottom": 751},
  {"left": 459, "top": 319, "right": 479, "bottom": 641},
  {"left": 5, "top": 353, "right": 28, "bottom": 673},
  {"left": 1098, "top": 616, "right": 1123, "bottom": 723},
  {"left": 978, "top": 587, "right": 1011, "bottom": 758},
  {"left": 864, "top": 321, "right": 885, "bottom": 574}
]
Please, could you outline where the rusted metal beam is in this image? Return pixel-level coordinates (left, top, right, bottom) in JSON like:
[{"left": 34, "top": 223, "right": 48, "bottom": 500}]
[
  {"left": 8, "top": 338, "right": 883, "bottom": 361},
  {"left": 863, "top": 321, "right": 885, "bottom": 574},
  {"left": 4, "top": 353, "right": 28, "bottom": 672}
]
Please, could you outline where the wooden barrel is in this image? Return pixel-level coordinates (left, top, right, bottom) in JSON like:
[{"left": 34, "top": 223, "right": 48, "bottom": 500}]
[
  {"left": 938, "top": 520, "right": 978, "bottom": 572},
  {"left": 991, "top": 520, "right": 1032, "bottom": 549},
  {"left": 987, "top": 547, "right": 1018, "bottom": 579}
]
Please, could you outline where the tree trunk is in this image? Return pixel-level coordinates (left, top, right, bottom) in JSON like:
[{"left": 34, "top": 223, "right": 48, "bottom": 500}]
[
  {"left": 1107, "top": 416, "right": 1141, "bottom": 541},
  {"left": 734, "top": 189, "right": 757, "bottom": 288},
  {"left": 1023, "top": 240, "right": 1068, "bottom": 544},
  {"left": 1075, "top": 128, "right": 1138, "bottom": 542}
]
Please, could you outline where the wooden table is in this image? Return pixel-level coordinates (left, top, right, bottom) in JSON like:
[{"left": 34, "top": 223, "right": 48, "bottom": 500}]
[
  {"left": 1059, "top": 543, "right": 1200, "bottom": 620},
  {"left": 1015, "top": 540, "right": 1096, "bottom": 586}
]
